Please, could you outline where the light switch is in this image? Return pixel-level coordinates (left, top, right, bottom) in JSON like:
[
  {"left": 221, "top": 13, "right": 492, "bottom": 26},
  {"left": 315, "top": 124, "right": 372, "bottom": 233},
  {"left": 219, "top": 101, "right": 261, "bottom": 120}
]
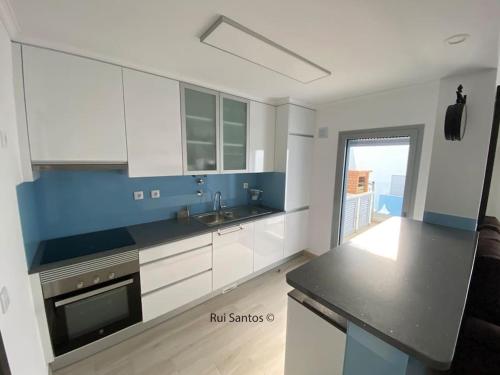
[
  {"left": 133, "top": 191, "right": 144, "bottom": 200},
  {"left": 243, "top": 183, "right": 249, "bottom": 189},
  {"left": 151, "top": 190, "right": 160, "bottom": 199},
  {"left": 0, "top": 286, "right": 10, "bottom": 314}
]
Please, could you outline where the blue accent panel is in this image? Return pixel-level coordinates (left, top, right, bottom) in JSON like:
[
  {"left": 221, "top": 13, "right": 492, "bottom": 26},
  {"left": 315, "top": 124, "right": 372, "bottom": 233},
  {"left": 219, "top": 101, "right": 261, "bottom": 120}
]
[
  {"left": 29, "top": 171, "right": 262, "bottom": 240},
  {"left": 378, "top": 194, "right": 404, "bottom": 216},
  {"left": 16, "top": 171, "right": 286, "bottom": 243},
  {"left": 343, "top": 322, "right": 409, "bottom": 375},
  {"left": 423, "top": 211, "right": 477, "bottom": 231},
  {"left": 16, "top": 182, "right": 42, "bottom": 266},
  {"left": 255, "top": 172, "right": 286, "bottom": 210}
]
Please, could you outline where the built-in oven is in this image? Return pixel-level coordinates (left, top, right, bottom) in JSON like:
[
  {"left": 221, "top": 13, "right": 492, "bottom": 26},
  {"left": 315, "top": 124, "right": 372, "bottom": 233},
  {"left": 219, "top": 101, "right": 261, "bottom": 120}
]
[{"left": 40, "top": 250, "right": 142, "bottom": 356}]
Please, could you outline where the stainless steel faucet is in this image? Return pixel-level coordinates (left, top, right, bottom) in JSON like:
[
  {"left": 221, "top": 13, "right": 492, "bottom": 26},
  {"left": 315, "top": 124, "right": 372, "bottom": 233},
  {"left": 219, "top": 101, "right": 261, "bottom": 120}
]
[{"left": 213, "top": 191, "right": 222, "bottom": 212}]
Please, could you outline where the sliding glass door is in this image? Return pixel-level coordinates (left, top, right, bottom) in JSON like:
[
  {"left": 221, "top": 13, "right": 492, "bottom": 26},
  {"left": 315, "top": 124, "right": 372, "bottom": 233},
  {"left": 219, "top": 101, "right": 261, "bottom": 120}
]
[{"left": 331, "top": 126, "right": 424, "bottom": 247}]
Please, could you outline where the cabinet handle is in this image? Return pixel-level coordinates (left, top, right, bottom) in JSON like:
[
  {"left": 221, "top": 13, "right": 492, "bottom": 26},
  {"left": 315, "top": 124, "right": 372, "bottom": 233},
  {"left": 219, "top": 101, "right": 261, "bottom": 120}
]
[{"left": 217, "top": 225, "right": 244, "bottom": 236}]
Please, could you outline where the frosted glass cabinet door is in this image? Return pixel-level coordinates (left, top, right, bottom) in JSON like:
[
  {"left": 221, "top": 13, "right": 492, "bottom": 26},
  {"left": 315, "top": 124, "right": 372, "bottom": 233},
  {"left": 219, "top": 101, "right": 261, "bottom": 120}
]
[
  {"left": 182, "top": 84, "right": 219, "bottom": 174},
  {"left": 221, "top": 95, "right": 249, "bottom": 172}
]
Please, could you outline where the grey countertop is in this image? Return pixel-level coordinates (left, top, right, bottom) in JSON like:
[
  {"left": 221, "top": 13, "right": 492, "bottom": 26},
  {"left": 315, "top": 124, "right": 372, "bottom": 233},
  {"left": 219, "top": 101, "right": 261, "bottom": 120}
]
[
  {"left": 29, "top": 206, "right": 283, "bottom": 274},
  {"left": 286, "top": 217, "right": 478, "bottom": 370}
]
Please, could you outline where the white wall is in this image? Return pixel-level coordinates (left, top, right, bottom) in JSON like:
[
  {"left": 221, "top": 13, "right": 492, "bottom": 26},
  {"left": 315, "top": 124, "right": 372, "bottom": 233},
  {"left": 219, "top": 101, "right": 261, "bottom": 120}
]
[
  {"left": 0, "top": 20, "right": 47, "bottom": 375},
  {"left": 425, "top": 69, "right": 498, "bottom": 220},
  {"left": 309, "top": 81, "right": 440, "bottom": 254}
]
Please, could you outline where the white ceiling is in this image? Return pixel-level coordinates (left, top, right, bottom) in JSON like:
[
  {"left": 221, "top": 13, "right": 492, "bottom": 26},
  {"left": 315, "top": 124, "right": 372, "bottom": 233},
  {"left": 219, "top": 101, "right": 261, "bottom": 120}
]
[{"left": 3, "top": 0, "right": 500, "bottom": 105}]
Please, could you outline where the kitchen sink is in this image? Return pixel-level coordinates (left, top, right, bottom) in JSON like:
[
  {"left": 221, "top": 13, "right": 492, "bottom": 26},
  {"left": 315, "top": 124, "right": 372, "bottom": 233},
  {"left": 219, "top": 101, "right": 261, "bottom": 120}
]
[
  {"left": 193, "top": 212, "right": 226, "bottom": 226},
  {"left": 193, "top": 206, "right": 273, "bottom": 227}
]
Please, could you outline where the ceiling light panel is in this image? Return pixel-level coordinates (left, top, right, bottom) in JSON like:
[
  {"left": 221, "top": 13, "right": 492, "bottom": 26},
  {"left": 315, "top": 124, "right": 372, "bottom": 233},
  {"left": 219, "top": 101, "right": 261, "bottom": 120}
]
[{"left": 201, "top": 16, "right": 331, "bottom": 84}]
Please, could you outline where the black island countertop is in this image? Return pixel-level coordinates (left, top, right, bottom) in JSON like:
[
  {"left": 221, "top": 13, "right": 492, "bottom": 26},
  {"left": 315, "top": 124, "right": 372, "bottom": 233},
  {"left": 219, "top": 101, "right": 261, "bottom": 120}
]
[
  {"left": 29, "top": 206, "right": 283, "bottom": 274},
  {"left": 286, "top": 217, "right": 478, "bottom": 370}
]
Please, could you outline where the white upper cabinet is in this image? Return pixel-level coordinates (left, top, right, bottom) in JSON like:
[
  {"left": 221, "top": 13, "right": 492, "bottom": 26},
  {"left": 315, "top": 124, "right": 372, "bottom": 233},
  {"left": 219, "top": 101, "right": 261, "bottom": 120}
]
[
  {"left": 220, "top": 94, "right": 249, "bottom": 173},
  {"left": 181, "top": 84, "right": 219, "bottom": 174},
  {"left": 123, "top": 69, "right": 182, "bottom": 177},
  {"left": 288, "top": 105, "right": 315, "bottom": 136},
  {"left": 22, "top": 46, "right": 127, "bottom": 164},
  {"left": 249, "top": 101, "right": 276, "bottom": 173}
]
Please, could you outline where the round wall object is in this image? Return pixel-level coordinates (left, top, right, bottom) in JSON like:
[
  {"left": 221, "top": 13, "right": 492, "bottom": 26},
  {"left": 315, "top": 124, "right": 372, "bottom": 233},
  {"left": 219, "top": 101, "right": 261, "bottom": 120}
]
[{"left": 445, "top": 102, "right": 467, "bottom": 141}]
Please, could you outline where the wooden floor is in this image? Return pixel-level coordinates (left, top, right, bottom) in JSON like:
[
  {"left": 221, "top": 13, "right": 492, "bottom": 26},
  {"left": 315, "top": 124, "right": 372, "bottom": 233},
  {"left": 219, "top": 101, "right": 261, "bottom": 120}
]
[{"left": 54, "top": 254, "right": 311, "bottom": 375}]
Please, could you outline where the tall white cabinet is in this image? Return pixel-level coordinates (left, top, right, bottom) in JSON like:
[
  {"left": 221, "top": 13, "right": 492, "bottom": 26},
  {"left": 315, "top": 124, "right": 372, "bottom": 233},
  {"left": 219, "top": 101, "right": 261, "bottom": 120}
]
[
  {"left": 284, "top": 209, "right": 310, "bottom": 256},
  {"left": 285, "top": 135, "right": 314, "bottom": 211},
  {"left": 122, "top": 69, "right": 183, "bottom": 177},
  {"left": 276, "top": 104, "right": 315, "bottom": 255},
  {"left": 22, "top": 45, "right": 127, "bottom": 164}
]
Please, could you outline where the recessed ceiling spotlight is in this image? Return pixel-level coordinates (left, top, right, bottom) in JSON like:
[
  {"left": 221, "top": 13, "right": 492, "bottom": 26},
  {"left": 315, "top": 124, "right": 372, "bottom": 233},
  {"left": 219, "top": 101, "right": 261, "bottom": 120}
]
[{"left": 445, "top": 34, "right": 470, "bottom": 45}]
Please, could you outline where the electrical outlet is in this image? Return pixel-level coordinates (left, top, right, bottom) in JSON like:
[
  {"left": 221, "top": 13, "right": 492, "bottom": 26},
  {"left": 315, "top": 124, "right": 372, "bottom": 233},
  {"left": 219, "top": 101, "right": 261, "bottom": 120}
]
[
  {"left": 0, "top": 286, "right": 10, "bottom": 314},
  {"left": 243, "top": 182, "right": 249, "bottom": 189},
  {"left": 133, "top": 191, "right": 144, "bottom": 200},
  {"left": 151, "top": 190, "right": 160, "bottom": 199}
]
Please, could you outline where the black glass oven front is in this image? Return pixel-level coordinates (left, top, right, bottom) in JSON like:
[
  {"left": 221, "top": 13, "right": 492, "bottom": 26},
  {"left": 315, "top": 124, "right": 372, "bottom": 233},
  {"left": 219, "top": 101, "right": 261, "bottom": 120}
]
[{"left": 45, "top": 273, "right": 142, "bottom": 356}]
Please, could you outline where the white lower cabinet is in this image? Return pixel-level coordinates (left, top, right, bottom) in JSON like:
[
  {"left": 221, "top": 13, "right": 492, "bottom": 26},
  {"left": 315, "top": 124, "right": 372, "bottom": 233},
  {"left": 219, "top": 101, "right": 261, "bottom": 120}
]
[
  {"left": 139, "top": 213, "right": 308, "bottom": 323},
  {"left": 285, "top": 209, "right": 309, "bottom": 256},
  {"left": 142, "top": 271, "right": 212, "bottom": 322},
  {"left": 140, "top": 246, "right": 212, "bottom": 294},
  {"left": 285, "top": 297, "right": 346, "bottom": 375},
  {"left": 140, "top": 234, "right": 213, "bottom": 322},
  {"left": 139, "top": 234, "right": 211, "bottom": 264},
  {"left": 213, "top": 223, "right": 254, "bottom": 290},
  {"left": 254, "top": 215, "right": 285, "bottom": 272}
]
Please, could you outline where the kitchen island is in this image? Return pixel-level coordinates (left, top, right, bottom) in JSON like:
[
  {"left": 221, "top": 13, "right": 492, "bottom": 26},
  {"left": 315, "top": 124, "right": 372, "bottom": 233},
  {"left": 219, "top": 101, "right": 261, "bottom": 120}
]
[{"left": 285, "top": 217, "right": 478, "bottom": 374}]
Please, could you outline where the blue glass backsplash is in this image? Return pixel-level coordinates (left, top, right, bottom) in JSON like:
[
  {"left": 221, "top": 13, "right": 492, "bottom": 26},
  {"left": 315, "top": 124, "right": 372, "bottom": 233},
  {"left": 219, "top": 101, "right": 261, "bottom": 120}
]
[{"left": 17, "top": 170, "right": 285, "bottom": 266}]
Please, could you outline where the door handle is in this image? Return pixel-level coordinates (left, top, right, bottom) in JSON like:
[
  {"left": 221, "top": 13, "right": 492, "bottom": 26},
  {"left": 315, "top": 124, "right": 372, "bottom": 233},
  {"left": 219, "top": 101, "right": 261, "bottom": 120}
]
[
  {"left": 217, "top": 225, "right": 244, "bottom": 236},
  {"left": 54, "top": 279, "right": 134, "bottom": 307}
]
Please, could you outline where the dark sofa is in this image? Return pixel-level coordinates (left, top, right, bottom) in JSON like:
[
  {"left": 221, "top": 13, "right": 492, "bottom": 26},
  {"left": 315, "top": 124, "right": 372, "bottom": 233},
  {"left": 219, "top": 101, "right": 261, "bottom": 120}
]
[{"left": 451, "top": 216, "right": 500, "bottom": 375}]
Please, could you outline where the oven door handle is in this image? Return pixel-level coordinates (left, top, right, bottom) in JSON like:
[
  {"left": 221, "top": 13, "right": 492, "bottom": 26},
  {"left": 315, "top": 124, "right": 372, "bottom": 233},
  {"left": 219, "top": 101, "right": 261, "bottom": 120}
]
[{"left": 54, "top": 278, "right": 134, "bottom": 307}]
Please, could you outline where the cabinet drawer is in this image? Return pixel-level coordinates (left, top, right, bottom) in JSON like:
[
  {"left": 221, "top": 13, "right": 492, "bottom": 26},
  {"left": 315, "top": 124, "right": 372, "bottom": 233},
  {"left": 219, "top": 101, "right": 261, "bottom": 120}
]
[
  {"left": 142, "top": 271, "right": 212, "bottom": 322},
  {"left": 139, "top": 233, "right": 212, "bottom": 264},
  {"left": 140, "top": 245, "right": 212, "bottom": 294}
]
